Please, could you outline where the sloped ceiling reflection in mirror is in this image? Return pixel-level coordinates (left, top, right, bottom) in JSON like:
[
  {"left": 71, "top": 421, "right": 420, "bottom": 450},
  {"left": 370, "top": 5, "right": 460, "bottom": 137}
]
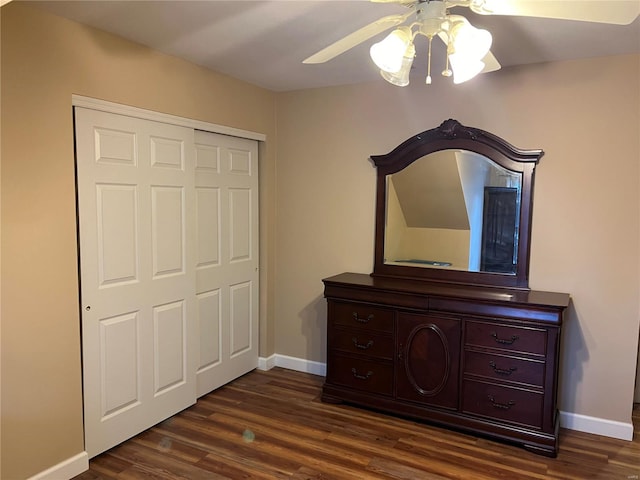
[{"left": 391, "top": 150, "right": 470, "bottom": 230}]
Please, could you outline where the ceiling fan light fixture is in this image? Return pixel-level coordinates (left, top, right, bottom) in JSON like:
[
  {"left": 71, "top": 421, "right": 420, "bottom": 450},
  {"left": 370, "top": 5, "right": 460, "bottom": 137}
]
[
  {"left": 449, "top": 53, "right": 485, "bottom": 84},
  {"left": 380, "top": 43, "right": 415, "bottom": 86},
  {"left": 450, "top": 21, "right": 492, "bottom": 60},
  {"left": 370, "top": 26, "right": 412, "bottom": 73},
  {"left": 301, "top": 0, "right": 638, "bottom": 88}
]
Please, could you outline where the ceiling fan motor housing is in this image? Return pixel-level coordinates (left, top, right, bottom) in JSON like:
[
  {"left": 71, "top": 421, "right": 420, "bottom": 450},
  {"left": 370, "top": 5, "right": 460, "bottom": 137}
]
[{"left": 417, "top": 0, "right": 448, "bottom": 37}]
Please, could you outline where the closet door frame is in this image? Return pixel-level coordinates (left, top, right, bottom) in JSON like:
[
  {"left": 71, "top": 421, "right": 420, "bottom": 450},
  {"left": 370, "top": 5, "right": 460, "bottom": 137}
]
[{"left": 72, "top": 96, "right": 266, "bottom": 142}]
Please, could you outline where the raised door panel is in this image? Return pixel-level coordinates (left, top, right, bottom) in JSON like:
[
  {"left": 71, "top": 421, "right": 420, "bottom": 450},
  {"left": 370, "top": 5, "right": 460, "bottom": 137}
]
[
  {"left": 197, "top": 289, "right": 222, "bottom": 373},
  {"left": 153, "top": 300, "right": 187, "bottom": 395},
  {"left": 229, "top": 188, "right": 252, "bottom": 262},
  {"left": 96, "top": 184, "right": 138, "bottom": 287},
  {"left": 94, "top": 127, "right": 137, "bottom": 166},
  {"left": 196, "top": 187, "right": 221, "bottom": 270},
  {"left": 396, "top": 313, "right": 461, "bottom": 409},
  {"left": 99, "top": 312, "right": 141, "bottom": 417},
  {"left": 229, "top": 280, "right": 253, "bottom": 357},
  {"left": 150, "top": 135, "right": 184, "bottom": 170},
  {"left": 151, "top": 186, "right": 185, "bottom": 278}
]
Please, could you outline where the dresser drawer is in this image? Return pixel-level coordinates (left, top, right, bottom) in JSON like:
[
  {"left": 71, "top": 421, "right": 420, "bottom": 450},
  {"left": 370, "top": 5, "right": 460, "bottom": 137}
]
[
  {"left": 464, "top": 350, "right": 545, "bottom": 387},
  {"left": 330, "top": 301, "right": 394, "bottom": 333},
  {"left": 328, "top": 329, "right": 394, "bottom": 360},
  {"left": 326, "top": 353, "right": 393, "bottom": 396},
  {"left": 462, "top": 380, "right": 543, "bottom": 429},
  {"left": 465, "top": 320, "right": 547, "bottom": 355}
]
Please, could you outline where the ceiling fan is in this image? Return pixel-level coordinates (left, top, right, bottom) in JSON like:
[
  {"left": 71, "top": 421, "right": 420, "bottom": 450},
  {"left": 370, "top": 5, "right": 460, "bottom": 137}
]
[{"left": 303, "top": 0, "right": 640, "bottom": 86}]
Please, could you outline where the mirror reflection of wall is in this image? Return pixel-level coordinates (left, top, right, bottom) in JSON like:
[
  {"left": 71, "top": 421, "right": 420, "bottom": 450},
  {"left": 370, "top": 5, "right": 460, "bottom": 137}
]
[{"left": 384, "top": 149, "right": 522, "bottom": 274}]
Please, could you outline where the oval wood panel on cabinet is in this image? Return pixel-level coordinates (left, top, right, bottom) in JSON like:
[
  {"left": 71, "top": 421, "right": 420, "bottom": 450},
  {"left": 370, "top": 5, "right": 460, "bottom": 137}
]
[
  {"left": 396, "top": 313, "right": 460, "bottom": 410},
  {"left": 322, "top": 272, "right": 570, "bottom": 457}
]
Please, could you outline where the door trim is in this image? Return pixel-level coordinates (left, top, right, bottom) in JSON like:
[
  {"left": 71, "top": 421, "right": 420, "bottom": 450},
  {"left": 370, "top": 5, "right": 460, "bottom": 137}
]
[{"left": 71, "top": 95, "right": 266, "bottom": 142}]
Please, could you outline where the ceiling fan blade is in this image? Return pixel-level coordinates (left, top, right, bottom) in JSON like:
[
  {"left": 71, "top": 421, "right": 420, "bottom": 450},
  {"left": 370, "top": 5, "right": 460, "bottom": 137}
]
[
  {"left": 481, "top": 50, "right": 501, "bottom": 73},
  {"left": 303, "top": 11, "right": 413, "bottom": 64},
  {"left": 471, "top": 0, "right": 640, "bottom": 25}
]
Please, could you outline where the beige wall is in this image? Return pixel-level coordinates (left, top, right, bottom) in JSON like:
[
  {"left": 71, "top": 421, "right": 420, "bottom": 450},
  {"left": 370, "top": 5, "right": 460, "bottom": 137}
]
[
  {"left": 401, "top": 228, "right": 470, "bottom": 269},
  {"left": 275, "top": 55, "right": 640, "bottom": 428},
  {"left": 1, "top": 3, "right": 277, "bottom": 478}
]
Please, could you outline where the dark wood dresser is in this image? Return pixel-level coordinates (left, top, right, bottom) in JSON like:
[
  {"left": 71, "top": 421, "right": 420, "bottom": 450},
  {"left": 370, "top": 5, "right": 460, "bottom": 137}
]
[{"left": 322, "top": 272, "right": 570, "bottom": 456}]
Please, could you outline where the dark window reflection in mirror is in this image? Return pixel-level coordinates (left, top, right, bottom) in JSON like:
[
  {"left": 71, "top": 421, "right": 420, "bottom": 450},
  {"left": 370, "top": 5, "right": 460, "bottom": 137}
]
[{"left": 384, "top": 150, "right": 522, "bottom": 274}]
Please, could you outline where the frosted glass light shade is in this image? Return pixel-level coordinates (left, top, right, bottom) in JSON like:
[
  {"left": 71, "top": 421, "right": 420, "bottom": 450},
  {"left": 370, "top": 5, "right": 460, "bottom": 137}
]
[
  {"left": 370, "top": 27, "right": 412, "bottom": 73},
  {"left": 447, "top": 19, "right": 492, "bottom": 84},
  {"left": 449, "top": 53, "right": 485, "bottom": 84},
  {"left": 380, "top": 44, "right": 415, "bottom": 86},
  {"left": 451, "top": 22, "right": 492, "bottom": 60}
]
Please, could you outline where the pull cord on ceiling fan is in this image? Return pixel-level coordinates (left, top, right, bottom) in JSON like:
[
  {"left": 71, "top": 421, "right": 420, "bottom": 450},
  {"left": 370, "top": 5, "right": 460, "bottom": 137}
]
[{"left": 303, "top": 0, "right": 640, "bottom": 87}]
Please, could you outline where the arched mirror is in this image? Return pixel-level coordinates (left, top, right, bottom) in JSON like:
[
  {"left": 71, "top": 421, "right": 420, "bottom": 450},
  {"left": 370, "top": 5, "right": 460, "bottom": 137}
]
[{"left": 371, "top": 119, "right": 543, "bottom": 289}]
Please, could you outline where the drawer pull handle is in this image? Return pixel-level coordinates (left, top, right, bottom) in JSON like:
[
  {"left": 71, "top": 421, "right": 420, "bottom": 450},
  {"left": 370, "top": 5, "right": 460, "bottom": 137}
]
[
  {"left": 490, "top": 332, "right": 519, "bottom": 345},
  {"left": 352, "top": 312, "right": 374, "bottom": 324},
  {"left": 351, "top": 368, "right": 373, "bottom": 380},
  {"left": 488, "top": 395, "right": 515, "bottom": 410},
  {"left": 489, "top": 361, "right": 517, "bottom": 376},
  {"left": 352, "top": 338, "right": 374, "bottom": 350}
]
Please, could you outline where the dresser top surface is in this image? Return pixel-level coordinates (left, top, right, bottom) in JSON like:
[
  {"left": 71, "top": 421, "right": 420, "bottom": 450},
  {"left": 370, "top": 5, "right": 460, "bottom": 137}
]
[{"left": 323, "top": 272, "right": 570, "bottom": 309}]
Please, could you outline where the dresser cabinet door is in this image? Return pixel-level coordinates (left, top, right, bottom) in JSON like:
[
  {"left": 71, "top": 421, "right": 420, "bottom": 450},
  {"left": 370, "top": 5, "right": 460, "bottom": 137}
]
[{"left": 396, "top": 313, "right": 461, "bottom": 409}]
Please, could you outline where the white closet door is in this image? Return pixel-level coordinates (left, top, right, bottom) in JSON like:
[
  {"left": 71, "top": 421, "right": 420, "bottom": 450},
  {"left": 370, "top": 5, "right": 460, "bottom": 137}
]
[
  {"left": 194, "top": 130, "right": 259, "bottom": 397},
  {"left": 76, "top": 108, "right": 197, "bottom": 457}
]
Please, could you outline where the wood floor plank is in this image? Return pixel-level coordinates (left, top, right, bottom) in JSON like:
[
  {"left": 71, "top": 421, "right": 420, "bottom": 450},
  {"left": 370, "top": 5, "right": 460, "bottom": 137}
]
[
  {"left": 366, "top": 456, "right": 453, "bottom": 480},
  {"left": 73, "top": 369, "right": 640, "bottom": 480},
  {"left": 107, "top": 442, "right": 228, "bottom": 480},
  {"left": 130, "top": 429, "right": 211, "bottom": 464},
  {"left": 74, "top": 452, "right": 132, "bottom": 479},
  {"left": 196, "top": 398, "right": 332, "bottom": 441},
  {"left": 154, "top": 418, "right": 301, "bottom": 477},
  {"left": 195, "top": 452, "right": 290, "bottom": 480},
  {"left": 200, "top": 412, "right": 388, "bottom": 476},
  {"left": 396, "top": 435, "right": 550, "bottom": 479}
]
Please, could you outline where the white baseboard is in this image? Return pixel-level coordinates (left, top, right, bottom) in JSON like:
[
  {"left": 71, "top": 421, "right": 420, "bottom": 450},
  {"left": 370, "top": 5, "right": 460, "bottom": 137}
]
[
  {"left": 27, "top": 452, "right": 88, "bottom": 480},
  {"left": 258, "top": 354, "right": 326, "bottom": 376},
  {"left": 559, "top": 410, "right": 634, "bottom": 441},
  {"left": 258, "top": 354, "right": 276, "bottom": 371}
]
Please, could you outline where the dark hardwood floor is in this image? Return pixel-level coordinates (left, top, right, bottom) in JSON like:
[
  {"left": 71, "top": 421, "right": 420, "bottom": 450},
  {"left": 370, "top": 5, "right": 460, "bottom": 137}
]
[{"left": 74, "top": 368, "right": 640, "bottom": 479}]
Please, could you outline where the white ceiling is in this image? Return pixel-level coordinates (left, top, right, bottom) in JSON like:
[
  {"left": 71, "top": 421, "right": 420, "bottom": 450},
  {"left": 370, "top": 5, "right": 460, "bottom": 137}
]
[{"left": 25, "top": 0, "right": 640, "bottom": 92}]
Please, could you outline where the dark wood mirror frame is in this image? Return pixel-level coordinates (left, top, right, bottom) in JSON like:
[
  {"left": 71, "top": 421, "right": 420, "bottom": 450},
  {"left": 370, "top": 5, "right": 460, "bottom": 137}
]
[{"left": 371, "top": 119, "right": 543, "bottom": 289}]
